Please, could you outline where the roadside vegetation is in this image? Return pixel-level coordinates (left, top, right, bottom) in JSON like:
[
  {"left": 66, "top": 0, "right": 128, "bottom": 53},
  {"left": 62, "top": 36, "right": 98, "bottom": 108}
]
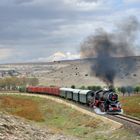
[
  {"left": 70, "top": 85, "right": 140, "bottom": 96},
  {"left": 0, "top": 76, "right": 140, "bottom": 96},
  {"left": 0, "top": 94, "right": 139, "bottom": 140},
  {"left": 0, "top": 77, "right": 39, "bottom": 90}
]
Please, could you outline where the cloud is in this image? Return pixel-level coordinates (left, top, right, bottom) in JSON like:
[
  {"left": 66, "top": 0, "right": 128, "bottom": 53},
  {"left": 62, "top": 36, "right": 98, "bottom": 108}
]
[
  {"left": 79, "top": 0, "right": 98, "bottom": 2},
  {"left": 63, "top": 0, "right": 105, "bottom": 11},
  {"left": 0, "top": 0, "right": 112, "bottom": 45},
  {"left": 124, "top": 0, "right": 140, "bottom": 4},
  {"left": 36, "top": 51, "right": 80, "bottom": 62},
  {"left": 0, "top": 48, "right": 13, "bottom": 60},
  {"left": 0, "top": 0, "right": 139, "bottom": 63},
  {"left": 14, "top": 0, "right": 34, "bottom": 5}
]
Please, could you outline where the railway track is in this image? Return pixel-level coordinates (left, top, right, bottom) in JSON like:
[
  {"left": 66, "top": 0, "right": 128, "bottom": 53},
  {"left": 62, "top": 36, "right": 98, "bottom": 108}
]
[
  {"left": 107, "top": 114, "right": 140, "bottom": 135},
  {"left": 114, "top": 114, "right": 140, "bottom": 126}
]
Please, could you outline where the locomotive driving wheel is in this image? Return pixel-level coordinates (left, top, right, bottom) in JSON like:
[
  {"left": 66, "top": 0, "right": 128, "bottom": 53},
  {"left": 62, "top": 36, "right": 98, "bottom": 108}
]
[{"left": 99, "top": 103, "right": 105, "bottom": 112}]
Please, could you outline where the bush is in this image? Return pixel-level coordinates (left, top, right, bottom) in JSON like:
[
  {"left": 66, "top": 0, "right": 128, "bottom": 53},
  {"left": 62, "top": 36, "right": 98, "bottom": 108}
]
[
  {"left": 80, "top": 86, "right": 86, "bottom": 89},
  {"left": 0, "top": 77, "right": 39, "bottom": 91},
  {"left": 126, "top": 86, "right": 134, "bottom": 95},
  {"left": 71, "top": 85, "right": 75, "bottom": 89},
  {"left": 118, "top": 86, "right": 134, "bottom": 96},
  {"left": 120, "top": 86, "right": 126, "bottom": 96},
  {"left": 134, "top": 86, "right": 140, "bottom": 94},
  {"left": 87, "top": 86, "right": 92, "bottom": 90},
  {"left": 87, "top": 86, "right": 102, "bottom": 91}
]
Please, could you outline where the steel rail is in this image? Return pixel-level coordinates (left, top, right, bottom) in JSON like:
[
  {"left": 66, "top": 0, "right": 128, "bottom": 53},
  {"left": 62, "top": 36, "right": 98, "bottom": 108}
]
[{"left": 114, "top": 114, "right": 140, "bottom": 126}]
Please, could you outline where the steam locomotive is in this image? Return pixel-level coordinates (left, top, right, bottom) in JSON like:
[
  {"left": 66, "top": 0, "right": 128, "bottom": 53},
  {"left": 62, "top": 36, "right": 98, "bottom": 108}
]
[
  {"left": 90, "top": 89, "right": 122, "bottom": 114},
  {"left": 19, "top": 86, "right": 122, "bottom": 114}
]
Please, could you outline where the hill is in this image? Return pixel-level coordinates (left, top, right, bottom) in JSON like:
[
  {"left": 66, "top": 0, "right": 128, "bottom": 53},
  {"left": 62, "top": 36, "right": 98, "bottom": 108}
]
[{"left": 0, "top": 56, "right": 140, "bottom": 87}]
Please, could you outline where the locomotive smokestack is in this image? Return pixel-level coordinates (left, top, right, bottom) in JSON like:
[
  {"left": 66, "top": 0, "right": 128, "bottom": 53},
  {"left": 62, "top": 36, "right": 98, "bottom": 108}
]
[{"left": 80, "top": 16, "right": 139, "bottom": 86}]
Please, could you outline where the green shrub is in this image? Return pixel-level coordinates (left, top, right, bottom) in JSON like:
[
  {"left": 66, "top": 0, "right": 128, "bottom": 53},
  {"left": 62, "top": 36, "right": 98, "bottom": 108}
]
[{"left": 71, "top": 85, "right": 75, "bottom": 89}]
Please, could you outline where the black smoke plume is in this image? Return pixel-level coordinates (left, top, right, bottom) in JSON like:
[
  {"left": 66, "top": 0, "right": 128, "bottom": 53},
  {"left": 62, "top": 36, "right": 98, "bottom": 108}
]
[{"left": 80, "top": 16, "right": 139, "bottom": 86}]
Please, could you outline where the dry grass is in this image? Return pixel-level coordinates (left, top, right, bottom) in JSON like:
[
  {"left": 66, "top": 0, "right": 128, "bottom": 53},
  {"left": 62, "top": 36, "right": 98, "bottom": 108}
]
[
  {"left": 0, "top": 94, "right": 139, "bottom": 140},
  {"left": 0, "top": 96, "right": 44, "bottom": 122},
  {"left": 119, "top": 95, "right": 140, "bottom": 119},
  {"left": 84, "top": 119, "right": 101, "bottom": 128}
]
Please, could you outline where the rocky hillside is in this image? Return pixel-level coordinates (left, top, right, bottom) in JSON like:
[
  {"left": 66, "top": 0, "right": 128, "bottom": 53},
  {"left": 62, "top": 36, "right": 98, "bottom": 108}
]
[
  {"left": 1, "top": 56, "right": 140, "bottom": 87},
  {"left": 40, "top": 56, "right": 140, "bottom": 87},
  {"left": 0, "top": 112, "right": 77, "bottom": 140}
]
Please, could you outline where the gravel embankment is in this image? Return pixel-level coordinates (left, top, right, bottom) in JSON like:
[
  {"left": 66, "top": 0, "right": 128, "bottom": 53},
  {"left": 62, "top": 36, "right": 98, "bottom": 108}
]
[{"left": 0, "top": 112, "right": 78, "bottom": 140}]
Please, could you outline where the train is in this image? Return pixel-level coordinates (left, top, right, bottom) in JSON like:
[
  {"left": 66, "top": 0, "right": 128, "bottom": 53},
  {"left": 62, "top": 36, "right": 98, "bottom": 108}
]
[{"left": 19, "top": 86, "right": 122, "bottom": 114}]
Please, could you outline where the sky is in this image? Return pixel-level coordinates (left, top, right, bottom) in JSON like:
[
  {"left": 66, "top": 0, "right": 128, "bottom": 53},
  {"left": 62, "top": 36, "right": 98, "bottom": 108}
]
[{"left": 0, "top": 0, "right": 140, "bottom": 63}]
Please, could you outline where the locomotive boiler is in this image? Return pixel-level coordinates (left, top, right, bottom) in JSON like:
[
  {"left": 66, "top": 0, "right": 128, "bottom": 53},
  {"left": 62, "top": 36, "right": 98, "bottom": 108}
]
[{"left": 93, "top": 89, "right": 122, "bottom": 113}]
